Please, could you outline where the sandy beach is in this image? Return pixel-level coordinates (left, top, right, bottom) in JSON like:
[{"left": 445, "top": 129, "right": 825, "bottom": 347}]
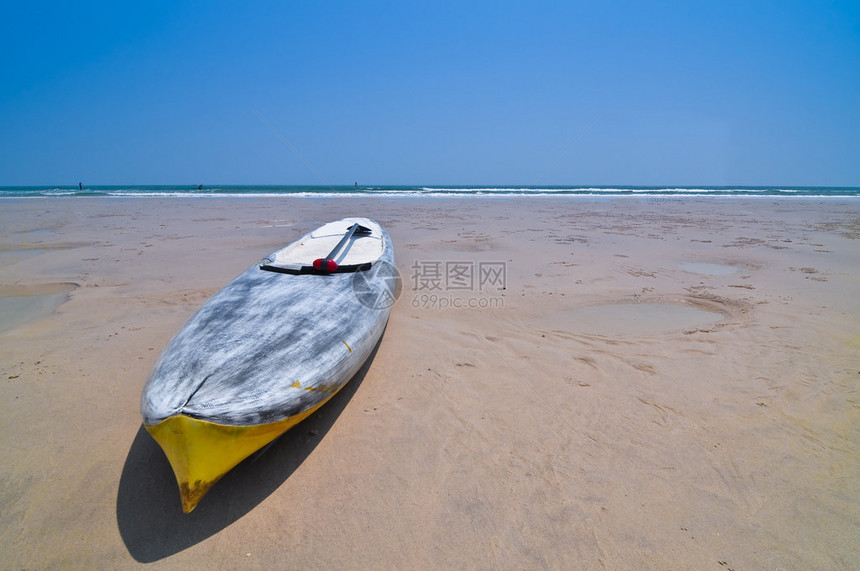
[{"left": 1, "top": 196, "right": 858, "bottom": 569}]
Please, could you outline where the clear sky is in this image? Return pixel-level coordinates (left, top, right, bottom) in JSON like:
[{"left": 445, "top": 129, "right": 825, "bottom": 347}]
[{"left": 1, "top": 1, "right": 858, "bottom": 186}]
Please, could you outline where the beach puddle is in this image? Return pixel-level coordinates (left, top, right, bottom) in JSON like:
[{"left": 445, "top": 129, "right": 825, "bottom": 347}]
[
  {"left": 538, "top": 303, "right": 723, "bottom": 336},
  {"left": 679, "top": 262, "right": 738, "bottom": 276},
  {"left": 0, "top": 283, "right": 76, "bottom": 334}
]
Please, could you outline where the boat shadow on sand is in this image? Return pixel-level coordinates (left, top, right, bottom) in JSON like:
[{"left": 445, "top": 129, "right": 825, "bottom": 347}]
[{"left": 116, "top": 336, "right": 384, "bottom": 562}]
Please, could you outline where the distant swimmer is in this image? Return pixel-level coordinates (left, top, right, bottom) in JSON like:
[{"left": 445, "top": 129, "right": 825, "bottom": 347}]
[
  {"left": 198, "top": 184, "right": 203, "bottom": 190},
  {"left": 355, "top": 182, "right": 358, "bottom": 188},
  {"left": 79, "top": 182, "right": 82, "bottom": 190}
]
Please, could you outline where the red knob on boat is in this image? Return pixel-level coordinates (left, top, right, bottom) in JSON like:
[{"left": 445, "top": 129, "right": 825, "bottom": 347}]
[{"left": 313, "top": 258, "right": 338, "bottom": 273}]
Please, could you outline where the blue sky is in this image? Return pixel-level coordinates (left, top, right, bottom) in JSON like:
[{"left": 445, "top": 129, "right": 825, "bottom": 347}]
[{"left": 1, "top": 1, "right": 858, "bottom": 186}]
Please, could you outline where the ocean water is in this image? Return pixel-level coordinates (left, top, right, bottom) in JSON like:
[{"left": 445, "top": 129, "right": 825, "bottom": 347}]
[{"left": 0, "top": 185, "right": 858, "bottom": 199}]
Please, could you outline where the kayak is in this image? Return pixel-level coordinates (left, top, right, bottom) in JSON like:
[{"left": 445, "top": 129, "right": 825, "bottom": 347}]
[{"left": 141, "top": 218, "right": 396, "bottom": 512}]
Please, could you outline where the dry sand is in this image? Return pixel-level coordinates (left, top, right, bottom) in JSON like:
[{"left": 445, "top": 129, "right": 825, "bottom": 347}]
[{"left": 1, "top": 196, "right": 858, "bottom": 569}]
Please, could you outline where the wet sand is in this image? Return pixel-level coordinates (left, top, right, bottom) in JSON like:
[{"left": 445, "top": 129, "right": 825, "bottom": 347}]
[{"left": 1, "top": 196, "right": 858, "bottom": 568}]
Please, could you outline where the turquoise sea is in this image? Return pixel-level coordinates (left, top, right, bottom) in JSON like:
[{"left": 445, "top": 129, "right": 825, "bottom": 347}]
[{"left": 0, "top": 185, "right": 858, "bottom": 199}]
